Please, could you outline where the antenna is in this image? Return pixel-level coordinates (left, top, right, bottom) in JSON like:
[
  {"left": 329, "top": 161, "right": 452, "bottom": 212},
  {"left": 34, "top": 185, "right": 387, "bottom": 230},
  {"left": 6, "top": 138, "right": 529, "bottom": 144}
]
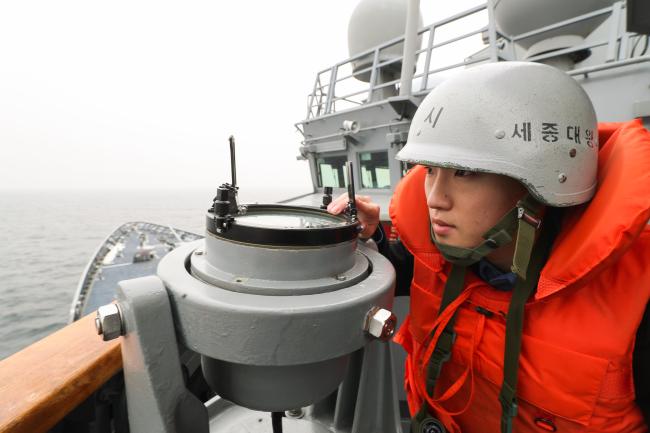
[{"left": 229, "top": 135, "right": 237, "bottom": 188}]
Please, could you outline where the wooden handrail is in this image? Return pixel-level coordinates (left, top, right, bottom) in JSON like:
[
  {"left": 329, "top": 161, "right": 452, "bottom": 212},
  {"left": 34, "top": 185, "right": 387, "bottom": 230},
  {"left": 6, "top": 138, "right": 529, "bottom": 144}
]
[{"left": 0, "top": 312, "right": 122, "bottom": 433}]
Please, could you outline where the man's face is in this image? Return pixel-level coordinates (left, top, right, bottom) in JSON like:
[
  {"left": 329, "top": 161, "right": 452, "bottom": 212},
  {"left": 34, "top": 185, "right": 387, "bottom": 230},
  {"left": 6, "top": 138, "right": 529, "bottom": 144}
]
[{"left": 423, "top": 166, "right": 527, "bottom": 249}]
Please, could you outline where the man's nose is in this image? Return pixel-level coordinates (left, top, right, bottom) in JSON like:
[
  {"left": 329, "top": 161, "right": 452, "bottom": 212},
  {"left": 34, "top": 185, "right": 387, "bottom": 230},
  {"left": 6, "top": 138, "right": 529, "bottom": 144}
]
[{"left": 426, "top": 171, "right": 452, "bottom": 210}]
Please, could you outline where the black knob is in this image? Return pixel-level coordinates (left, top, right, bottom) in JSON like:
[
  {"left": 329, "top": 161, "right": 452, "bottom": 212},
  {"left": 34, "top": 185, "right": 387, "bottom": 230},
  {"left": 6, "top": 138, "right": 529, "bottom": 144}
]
[{"left": 321, "top": 187, "right": 333, "bottom": 209}]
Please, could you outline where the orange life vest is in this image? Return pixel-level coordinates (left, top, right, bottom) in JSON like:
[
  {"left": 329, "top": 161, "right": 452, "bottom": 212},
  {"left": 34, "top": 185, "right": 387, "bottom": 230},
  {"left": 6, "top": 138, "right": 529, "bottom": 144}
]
[{"left": 391, "top": 120, "right": 650, "bottom": 433}]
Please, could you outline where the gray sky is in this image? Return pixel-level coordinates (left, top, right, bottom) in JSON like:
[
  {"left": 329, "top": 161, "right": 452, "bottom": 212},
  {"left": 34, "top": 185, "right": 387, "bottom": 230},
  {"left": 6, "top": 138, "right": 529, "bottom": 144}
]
[{"left": 0, "top": 0, "right": 482, "bottom": 193}]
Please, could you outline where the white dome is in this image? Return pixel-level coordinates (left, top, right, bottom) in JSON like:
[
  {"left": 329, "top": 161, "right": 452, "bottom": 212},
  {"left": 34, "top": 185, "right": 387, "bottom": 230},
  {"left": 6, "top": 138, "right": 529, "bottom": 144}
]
[
  {"left": 494, "top": 0, "right": 615, "bottom": 57},
  {"left": 348, "top": 0, "right": 422, "bottom": 82}
]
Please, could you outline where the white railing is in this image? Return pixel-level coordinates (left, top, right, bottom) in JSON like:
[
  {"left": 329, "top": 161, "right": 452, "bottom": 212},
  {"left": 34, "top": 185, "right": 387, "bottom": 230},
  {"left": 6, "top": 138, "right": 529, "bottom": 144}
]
[
  {"left": 304, "top": 0, "right": 649, "bottom": 120},
  {"left": 502, "top": 2, "right": 650, "bottom": 77},
  {"left": 305, "top": 3, "right": 495, "bottom": 119}
]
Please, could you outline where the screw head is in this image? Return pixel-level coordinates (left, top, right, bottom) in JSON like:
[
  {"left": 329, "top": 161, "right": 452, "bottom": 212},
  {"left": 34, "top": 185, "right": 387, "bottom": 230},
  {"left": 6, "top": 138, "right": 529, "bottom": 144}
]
[
  {"left": 364, "top": 307, "right": 397, "bottom": 341},
  {"left": 494, "top": 130, "right": 506, "bottom": 139},
  {"left": 421, "top": 418, "right": 446, "bottom": 433},
  {"left": 285, "top": 408, "right": 304, "bottom": 418},
  {"left": 558, "top": 173, "right": 567, "bottom": 183},
  {"left": 96, "top": 304, "right": 124, "bottom": 341}
]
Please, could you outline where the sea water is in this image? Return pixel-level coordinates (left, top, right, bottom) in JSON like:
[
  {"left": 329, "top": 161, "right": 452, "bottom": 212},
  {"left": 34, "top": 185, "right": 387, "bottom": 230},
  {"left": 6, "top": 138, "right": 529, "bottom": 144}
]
[{"left": 0, "top": 187, "right": 308, "bottom": 359}]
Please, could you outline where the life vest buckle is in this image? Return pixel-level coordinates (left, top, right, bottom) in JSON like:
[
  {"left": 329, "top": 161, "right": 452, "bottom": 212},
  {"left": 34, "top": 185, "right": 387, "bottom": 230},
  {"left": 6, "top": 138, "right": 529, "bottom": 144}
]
[
  {"left": 431, "top": 329, "right": 456, "bottom": 363},
  {"left": 499, "top": 393, "right": 519, "bottom": 418}
]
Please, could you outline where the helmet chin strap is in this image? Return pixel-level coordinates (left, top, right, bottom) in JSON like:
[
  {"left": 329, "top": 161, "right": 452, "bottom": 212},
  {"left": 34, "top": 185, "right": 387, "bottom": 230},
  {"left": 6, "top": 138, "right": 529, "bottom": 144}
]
[{"left": 430, "top": 194, "right": 543, "bottom": 278}]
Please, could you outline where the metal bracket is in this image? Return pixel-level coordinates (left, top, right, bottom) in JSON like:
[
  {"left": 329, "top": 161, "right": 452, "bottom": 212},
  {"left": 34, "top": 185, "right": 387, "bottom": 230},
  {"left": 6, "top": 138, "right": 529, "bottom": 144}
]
[
  {"left": 117, "top": 276, "right": 208, "bottom": 433},
  {"left": 387, "top": 96, "right": 419, "bottom": 119}
]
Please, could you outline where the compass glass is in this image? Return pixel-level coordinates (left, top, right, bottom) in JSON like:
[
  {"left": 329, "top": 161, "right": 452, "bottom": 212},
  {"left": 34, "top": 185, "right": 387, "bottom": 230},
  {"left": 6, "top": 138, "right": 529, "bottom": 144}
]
[
  {"left": 236, "top": 210, "right": 347, "bottom": 229},
  {"left": 206, "top": 204, "right": 358, "bottom": 246}
]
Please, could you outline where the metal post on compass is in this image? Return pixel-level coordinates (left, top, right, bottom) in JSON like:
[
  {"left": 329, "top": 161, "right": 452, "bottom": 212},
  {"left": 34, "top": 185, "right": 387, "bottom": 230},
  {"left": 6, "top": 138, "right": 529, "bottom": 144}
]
[
  {"left": 345, "top": 161, "right": 358, "bottom": 223},
  {"left": 229, "top": 135, "right": 237, "bottom": 188}
]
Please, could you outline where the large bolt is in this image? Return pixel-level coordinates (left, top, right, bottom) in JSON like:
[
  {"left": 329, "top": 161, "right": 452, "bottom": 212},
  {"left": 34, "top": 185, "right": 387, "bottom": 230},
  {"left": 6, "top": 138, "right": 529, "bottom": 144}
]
[
  {"left": 285, "top": 408, "right": 304, "bottom": 419},
  {"left": 364, "top": 307, "right": 397, "bottom": 341},
  {"left": 95, "top": 304, "right": 124, "bottom": 341},
  {"left": 421, "top": 418, "right": 447, "bottom": 433}
]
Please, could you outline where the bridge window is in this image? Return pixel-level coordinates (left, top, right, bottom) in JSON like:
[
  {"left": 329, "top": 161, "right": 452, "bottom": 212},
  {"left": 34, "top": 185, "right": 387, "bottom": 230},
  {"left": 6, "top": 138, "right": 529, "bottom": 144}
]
[
  {"left": 359, "top": 151, "right": 390, "bottom": 189},
  {"left": 401, "top": 162, "right": 415, "bottom": 177},
  {"left": 317, "top": 155, "right": 348, "bottom": 188}
]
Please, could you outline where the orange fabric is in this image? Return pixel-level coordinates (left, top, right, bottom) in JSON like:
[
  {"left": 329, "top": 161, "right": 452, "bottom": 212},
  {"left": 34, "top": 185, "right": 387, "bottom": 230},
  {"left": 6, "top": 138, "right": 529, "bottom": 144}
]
[{"left": 391, "top": 121, "right": 650, "bottom": 433}]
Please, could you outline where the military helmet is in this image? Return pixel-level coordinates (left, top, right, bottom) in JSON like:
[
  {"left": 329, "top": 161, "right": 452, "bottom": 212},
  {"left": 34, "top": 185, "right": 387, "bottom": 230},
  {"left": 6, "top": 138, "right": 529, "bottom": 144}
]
[{"left": 396, "top": 61, "right": 598, "bottom": 206}]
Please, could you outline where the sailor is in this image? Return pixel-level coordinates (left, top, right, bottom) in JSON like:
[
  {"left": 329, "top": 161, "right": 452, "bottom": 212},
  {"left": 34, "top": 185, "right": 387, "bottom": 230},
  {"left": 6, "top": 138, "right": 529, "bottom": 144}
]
[{"left": 328, "top": 61, "right": 650, "bottom": 433}]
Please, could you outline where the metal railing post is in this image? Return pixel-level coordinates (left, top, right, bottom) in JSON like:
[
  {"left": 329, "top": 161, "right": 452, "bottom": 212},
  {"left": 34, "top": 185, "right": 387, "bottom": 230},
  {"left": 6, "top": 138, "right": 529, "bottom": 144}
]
[
  {"left": 307, "top": 76, "right": 320, "bottom": 119},
  {"left": 325, "top": 65, "right": 338, "bottom": 114},
  {"left": 486, "top": 0, "right": 499, "bottom": 62},
  {"left": 619, "top": 5, "right": 630, "bottom": 60},
  {"left": 421, "top": 25, "right": 436, "bottom": 91},
  {"left": 510, "top": 35, "right": 517, "bottom": 61},
  {"left": 367, "top": 49, "right": 380, "bottom": 102},
  {"left": 399, "top": 0, "right": 421, "bottom": 96},
  {"left": 606, "top": 1, "right": 623, "bottom": 62}
]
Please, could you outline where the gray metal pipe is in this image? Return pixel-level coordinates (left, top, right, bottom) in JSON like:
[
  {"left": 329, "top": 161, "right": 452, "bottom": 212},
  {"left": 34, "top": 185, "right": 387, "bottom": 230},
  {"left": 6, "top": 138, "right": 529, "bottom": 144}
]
[
  {"left": 568, "top": 55, "right": 650, "bottom": 76},
  {"left": 399, "top": 0, "right": 420, "bottom": 96}
]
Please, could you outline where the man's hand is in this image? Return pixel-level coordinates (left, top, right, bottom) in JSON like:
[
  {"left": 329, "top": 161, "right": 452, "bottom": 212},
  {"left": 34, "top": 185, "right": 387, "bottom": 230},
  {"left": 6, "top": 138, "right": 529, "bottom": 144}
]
[{"left": 327, "top": 193, "right": 380, "bottom": 239}]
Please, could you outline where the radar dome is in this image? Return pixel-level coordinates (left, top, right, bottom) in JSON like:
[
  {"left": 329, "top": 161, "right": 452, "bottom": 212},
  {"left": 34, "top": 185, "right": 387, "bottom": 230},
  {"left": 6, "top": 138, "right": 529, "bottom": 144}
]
[
  {"left": 494, "top": 0, "right": 615, "bottom": 58},
  {"left": 348, "top": 0, "right": 422, "bottom": 82}
]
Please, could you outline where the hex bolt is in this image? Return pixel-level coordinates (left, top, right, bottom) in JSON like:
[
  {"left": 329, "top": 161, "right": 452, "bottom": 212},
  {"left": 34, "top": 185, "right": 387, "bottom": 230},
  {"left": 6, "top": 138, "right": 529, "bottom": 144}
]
[
  {"left": 285, "top": 408, "right": 304, "bottom": 419},
  {"left": 95, "top": 303, "right": 124, "bottom": 341},
  {"left": 364, "top": 307, "right": 397, "bottom": 341}
]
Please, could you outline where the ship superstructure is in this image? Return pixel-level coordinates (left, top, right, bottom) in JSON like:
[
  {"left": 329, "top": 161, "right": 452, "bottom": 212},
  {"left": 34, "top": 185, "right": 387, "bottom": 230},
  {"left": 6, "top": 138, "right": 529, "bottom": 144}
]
[{"left": 285, "top": 0, "right": 650, "bottom": 224}]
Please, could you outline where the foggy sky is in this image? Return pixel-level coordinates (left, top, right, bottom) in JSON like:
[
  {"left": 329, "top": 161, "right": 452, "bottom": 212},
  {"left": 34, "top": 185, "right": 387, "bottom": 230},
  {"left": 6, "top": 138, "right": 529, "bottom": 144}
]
[{"left": 0, "top": 0, "right": 482, "bottom": 193}]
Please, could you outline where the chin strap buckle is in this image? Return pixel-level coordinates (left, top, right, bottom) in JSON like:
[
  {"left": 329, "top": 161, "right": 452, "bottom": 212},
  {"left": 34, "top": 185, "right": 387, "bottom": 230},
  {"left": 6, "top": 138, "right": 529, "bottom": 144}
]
[
  {"left": 499, "top": 387, "right": 519, "bottom": 433},
  {"left": 517, "top": 206, "right": 542, "bottom": 230},
  {"left": 511, "top": 196, "right": 544, "bottom": 279}
]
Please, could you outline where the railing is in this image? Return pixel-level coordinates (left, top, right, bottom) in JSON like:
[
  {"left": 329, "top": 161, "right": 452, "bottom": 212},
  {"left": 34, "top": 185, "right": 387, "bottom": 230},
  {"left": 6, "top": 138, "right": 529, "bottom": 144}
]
[
  {"left": 501, "top": 1, "right": 650, "bottom": 77},
  {"left": 305, "top": 3, "right": 495, "bottom": 119},
  {"left": 304, "top": 0, "right": 649, "bottom": 120},
  {"left": 0, "top": 313, "right": 121, "bottom": 433}
]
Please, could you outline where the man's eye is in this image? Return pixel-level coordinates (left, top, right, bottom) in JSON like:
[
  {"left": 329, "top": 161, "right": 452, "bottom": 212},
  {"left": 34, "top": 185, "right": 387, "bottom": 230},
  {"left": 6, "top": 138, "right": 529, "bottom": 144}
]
[{"left": 455, "top": 169, "right": 473, "bottom": 177}]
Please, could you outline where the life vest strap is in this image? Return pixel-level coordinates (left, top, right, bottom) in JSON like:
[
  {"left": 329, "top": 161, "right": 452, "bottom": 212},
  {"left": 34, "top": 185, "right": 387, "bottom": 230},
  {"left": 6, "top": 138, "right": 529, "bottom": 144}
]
[
  {"left": 499, "top": 208, "right": 558, "bottom": 433},
  {"left": 423, "top": 265, "right": 465, "bottom": 395}
]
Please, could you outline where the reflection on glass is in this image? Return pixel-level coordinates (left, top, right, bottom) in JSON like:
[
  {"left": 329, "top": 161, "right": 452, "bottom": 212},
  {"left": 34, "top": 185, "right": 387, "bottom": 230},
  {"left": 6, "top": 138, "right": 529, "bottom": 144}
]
[
  {"left": 401, "top": 161, "right": 415, "bottom": 178},
  {"left": 317, "top": 155, "right": 348, "bottom": 187},
  {"left": 359, "top": 151, "right": 390, "bottom": 189},
  {"left": 237, "top": 212, "right": 347, "bottom": 229}
]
